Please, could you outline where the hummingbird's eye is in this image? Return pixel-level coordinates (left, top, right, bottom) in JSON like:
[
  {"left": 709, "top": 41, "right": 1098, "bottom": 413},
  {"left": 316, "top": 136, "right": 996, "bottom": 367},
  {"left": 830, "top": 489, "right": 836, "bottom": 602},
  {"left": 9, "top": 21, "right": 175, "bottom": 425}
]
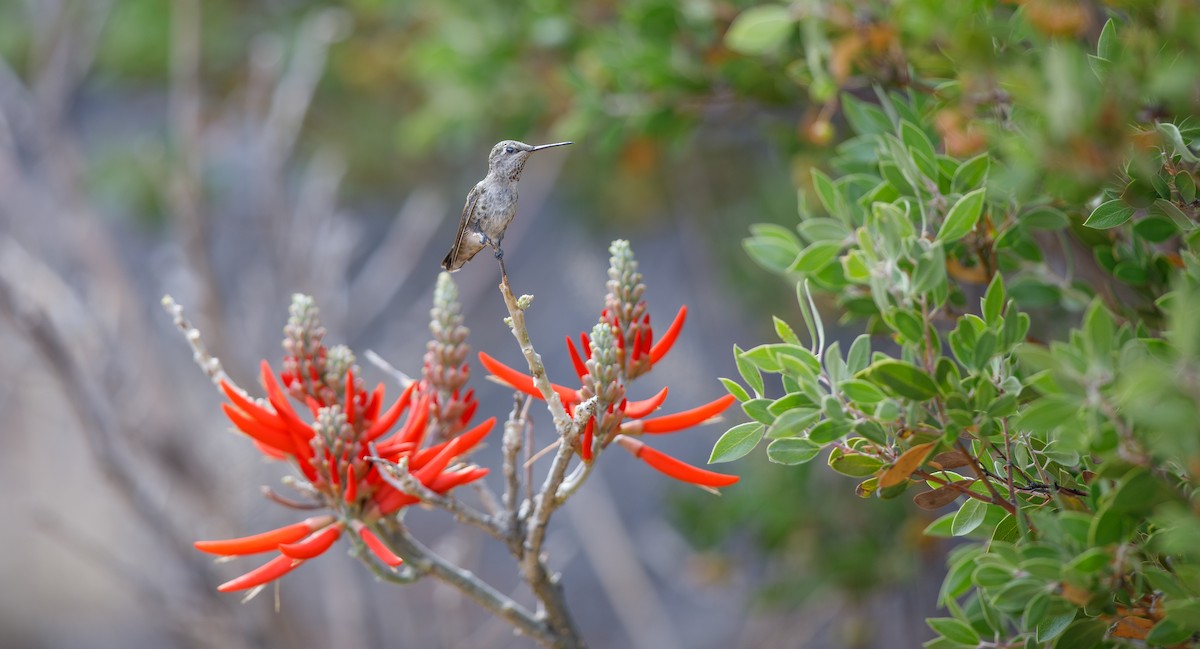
[{"left": 504, "top": 146, "right": 516, "bottom": 154}]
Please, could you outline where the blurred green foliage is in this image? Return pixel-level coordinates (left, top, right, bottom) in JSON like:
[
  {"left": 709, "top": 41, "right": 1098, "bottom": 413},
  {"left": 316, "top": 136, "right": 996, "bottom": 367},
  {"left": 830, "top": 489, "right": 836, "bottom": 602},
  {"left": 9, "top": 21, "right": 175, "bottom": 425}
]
[{"left": 707, "top": 1, "right": 1200, "bottom": 647}]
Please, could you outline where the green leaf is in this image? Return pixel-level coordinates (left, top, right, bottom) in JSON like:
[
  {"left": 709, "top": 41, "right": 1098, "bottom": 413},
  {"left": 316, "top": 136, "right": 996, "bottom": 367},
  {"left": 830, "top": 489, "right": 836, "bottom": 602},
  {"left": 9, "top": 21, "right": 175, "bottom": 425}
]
[
  {"left": 900, "top": 120, "right": 938, "bottom": 179},
  {"left": 772, "top": 316, "right": 801, "bottom": 346},
  {"left": 796, "top": 217, "right": 851, "bottom": 243},
  {"left": 828, "top": 451, "right": 885, "bottom": 477},
  {"left": 1021, "top": 205, "right": 1070, "bottom": 230},
  {"left": 709, "top": 422, "right": 765, "bottom": 463},
  {"left": 1152, "top": 198, "right": 1195, "bottom": 231},
  {"left": 812, "top": 168, "right": 849, "bottom": 223},
  {"left": 1016, "top": 395, "right": 1081, "bottom": 433},
  {"left": 766, "top": 437, "right": 822, "bottom": 465},
  {"left": 1096, "top": 17, "right": 1117, "bottom": 61},
  {"left": 765, "top": 408, "right": 818, "bottom": 439},
  {"left": 983, "top": 273, "right": 1006, "bottom": 324},
  {"left": 1176, "top": 171, "right": 1197, "bottom": 203},
  {"left": 1145, "top": 618, "right": 1194, "bottom": 645},
  {"left": 839, "top": 378, "right": 886, "bottom": 405},
  {"left": 952, "top": 154, "right": 989, "bottom": 192},
  {"left": 742, "top": 398, "right": 774, "bottom": 425},
  {"left": 1036, "top": 611, "right": 1075, "bottom": 643},
  {"left": 1082, "top": 299, "right": 1115, "bottom": 359},
  {"left": 808, "top": 418, "right": 853, "bottom": 444},
  {"left": 1133, "top": 216, "right": 1179, "bottom": 243},
  {"left": 743, "top": 237, "right": 799, "bottom": 272},
  {"left": 1162, "top": 598, "right": 1200, "bottom": 630},
  {"left": 719, "top": 377, "right": 751, "bottom": 402},
  {"left": 733, "top": 345, "right": 764, "bottom": 397},
  {"left": 846, "top": 334, "right": 871, "bottom": 374},
  {"left": 1083, "top": 199, "right": 1134, "bottom": 229},
  {"left": 937, "top": 188, "right": 986, "bottom": 243},
  {"left": 1053, "top": 619, "right": 1106, "bottom": 649},
  {"left": 1157, "top": 122, "right": 1200, "bottom": 162},
  {"left": 790, "top": 240, "right": 843, "bottom": 273},
  {"left": 951, "top": 499, "right": 987, "bottom": 536},
  {"left": 842, "top": 93, "right": 892, "bottom": 136},
  {"left": 924, "top": 511, "right": 958, "bottom": 537},
  {"left": 926, "top": 618, "right": 980, "bottom": 645},
  {"left": 724, "top": 5, "right": 794, "bottom": 55},
  {"left": 860, "top": 359, "right": 940, "bottom": 401}
]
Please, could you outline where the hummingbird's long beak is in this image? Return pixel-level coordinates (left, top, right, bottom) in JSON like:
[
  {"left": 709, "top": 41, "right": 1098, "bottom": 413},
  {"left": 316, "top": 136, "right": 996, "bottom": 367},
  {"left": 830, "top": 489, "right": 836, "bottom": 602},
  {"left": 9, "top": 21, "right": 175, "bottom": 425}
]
[{"left": 531, "top": 141, "right": 573, "bottom": 151}]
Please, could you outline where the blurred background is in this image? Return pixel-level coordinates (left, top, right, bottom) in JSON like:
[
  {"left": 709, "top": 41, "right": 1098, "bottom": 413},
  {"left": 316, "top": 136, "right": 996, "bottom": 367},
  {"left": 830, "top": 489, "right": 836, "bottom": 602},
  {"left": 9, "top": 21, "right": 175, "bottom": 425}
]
[{"left": 0, "top": 1, "right": 949, "bottom": 647}]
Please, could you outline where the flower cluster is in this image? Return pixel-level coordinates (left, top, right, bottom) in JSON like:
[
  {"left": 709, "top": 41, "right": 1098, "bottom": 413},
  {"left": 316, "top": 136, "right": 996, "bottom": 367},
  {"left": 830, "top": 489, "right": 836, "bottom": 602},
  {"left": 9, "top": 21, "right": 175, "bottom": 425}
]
[
  {"left": 480, "top": 240, "right": 738, "bottom": 488},
  {"left": 195, "top": 295, "right": 492, "bottom": 592}
]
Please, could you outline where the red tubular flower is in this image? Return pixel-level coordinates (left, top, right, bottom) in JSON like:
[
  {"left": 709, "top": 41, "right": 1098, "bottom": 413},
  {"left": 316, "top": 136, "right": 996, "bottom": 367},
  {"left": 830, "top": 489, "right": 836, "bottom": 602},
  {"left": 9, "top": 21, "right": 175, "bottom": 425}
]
[
  {"left": 217, "top": 554, "right": 304, "bottom": 593},
  {"left": 195, "top": 516, "right": 334, "bottom": 556},
  {"left": 279, "top": 523, "right": 343, "bottom": 560},
  {"left": 206, "top": 362, "right": 490, "bottom": 592},
  {"left": 352, "top": 521, "right": 403, "bottom": 567},
  {"left": 615, "top": 435, "right": 739, "bottom": 488},
  {"left": 477, "top": 352, "right": 579, "bottom": 405},
  {"left": 580, "top": 417, "right": 595, "bottom": 462},
  {"left": 623, "top": 387, "right": 669, "bottom": 419},
  {"left": 649, "top": 306, "right": 686, "bottom": 364},
  {"left": 479, "top": 302, "right": 738, "bottom": 492},
  {"left": 624, "top": 394, "right": 736, "bottom": 434}
]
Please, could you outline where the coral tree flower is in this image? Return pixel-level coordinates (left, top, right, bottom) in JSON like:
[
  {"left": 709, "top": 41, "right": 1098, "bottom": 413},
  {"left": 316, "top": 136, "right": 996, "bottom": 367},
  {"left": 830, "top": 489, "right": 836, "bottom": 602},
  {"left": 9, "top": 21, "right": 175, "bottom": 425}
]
[
  {"left": 480, "top": 240, "right": 738, "bottom": 488},
  {"left": 196, "top": 295, "right": 491, "bottom": 593}
]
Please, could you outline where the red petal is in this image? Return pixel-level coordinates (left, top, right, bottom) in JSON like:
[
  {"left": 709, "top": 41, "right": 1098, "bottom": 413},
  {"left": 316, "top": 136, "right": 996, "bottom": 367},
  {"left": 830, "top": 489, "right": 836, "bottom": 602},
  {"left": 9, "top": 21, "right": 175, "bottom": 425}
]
[
  {"left": 565, "top": 336, "right": 588, "bottom": 379},
  {"left": 344, "top": 369, "right": 356, "bottom": 425},
  {"left": 278, "top": 523, "right": 343, "bottom": 560},
  {"left": 221, "top": 403, "right": 295, "bottom": 456},
  {"left": 426, "top": 466, "right": 489, "bottom": 492},
  {"left": 636, "top": 394, "right": 736, "bottom": 434},
  {"left": 615, "top": 436, "right": 739, "bottom": 488},
  {"left": 344, "top": 464, "right": 358, "bottom": 504},
  {"left": 216, "top": 554, "right": 304, "bottom": 592},
  {"left": 623, "top": 387, "right": 669, "bottom": 419},
  {"left": 630, "top": 329, "right": 642, "bottom": 361},
  {"left": 373, "top": 488, "right": 419, "bottom": 515},
  {"left": 364, "top": 381, "right": 416, "bottom": 442},
  {"left": 195, "top": 516, "right": 333, "bottom": 556},
  {"left": 353, "top": 523, "right": 403, "bottom": 567},
  {"left": 641, "top": 314, "right": 653, "bottom": 355},
  {"left": 364, "top": 384, "right": 384, "bottom": 423},
  {"left": 477, "top": 353, "right": 578, "bottom": 406},
  {"left": 580, "top": 417, "right": 595, "bottom": 462},
  {"left": 581, "top": 333, "right": 592, "bottom": 358},
  {"left": 259, "top": 361, "right": 315, "bottom": 457},
  {"left": 649, "top": 305, "right": 687, "bottom": 364},
  {"left": 451, "top": 417, "right": 495, "bottom": 456}
]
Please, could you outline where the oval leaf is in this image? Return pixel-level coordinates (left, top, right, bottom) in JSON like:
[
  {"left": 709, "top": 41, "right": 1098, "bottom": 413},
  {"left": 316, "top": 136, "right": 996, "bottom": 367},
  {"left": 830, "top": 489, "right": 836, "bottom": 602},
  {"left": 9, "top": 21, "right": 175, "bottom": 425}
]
[
  {"left": 766, "top": 437, "right": 822, "bottom": 465},
  {"left": 725, "top": 5, "right": 794, "bottom": 55},
  {"left": 1083, "top": 199, "right": 1134, "bottom": 229},
  {"left": 937, "top": 188, "right": 986, "bottom": 243},
  {"left": 709, "top": 422, "right": 764, "bottom": 464},
  {"left": 861, "top": 359, "right": 940, "bottom": 401}
]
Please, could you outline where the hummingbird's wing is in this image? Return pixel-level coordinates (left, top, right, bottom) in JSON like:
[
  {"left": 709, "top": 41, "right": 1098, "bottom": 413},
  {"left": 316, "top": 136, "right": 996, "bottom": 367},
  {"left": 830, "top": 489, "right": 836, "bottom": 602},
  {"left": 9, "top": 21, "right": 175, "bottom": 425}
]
[{"left": 442, "top": 183, "right": 483, "bottom": 270}]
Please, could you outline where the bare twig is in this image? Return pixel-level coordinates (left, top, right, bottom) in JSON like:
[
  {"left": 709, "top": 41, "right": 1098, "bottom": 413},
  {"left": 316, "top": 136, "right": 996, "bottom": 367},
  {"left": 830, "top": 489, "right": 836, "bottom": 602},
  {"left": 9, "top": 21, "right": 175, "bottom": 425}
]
[
  {"left": 369, "top": 520, "right": 569, "bottom": 648},
  {"left": 498, "top": 275, "right": 573, "bottom": 432}
]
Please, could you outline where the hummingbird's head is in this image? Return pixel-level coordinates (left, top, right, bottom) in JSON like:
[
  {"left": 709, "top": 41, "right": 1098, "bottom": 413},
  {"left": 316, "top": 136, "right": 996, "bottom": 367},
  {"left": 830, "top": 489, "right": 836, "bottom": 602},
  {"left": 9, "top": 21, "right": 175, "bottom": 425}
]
[{"left": 487, "top": 140, "right": 572, "bottom": 181}]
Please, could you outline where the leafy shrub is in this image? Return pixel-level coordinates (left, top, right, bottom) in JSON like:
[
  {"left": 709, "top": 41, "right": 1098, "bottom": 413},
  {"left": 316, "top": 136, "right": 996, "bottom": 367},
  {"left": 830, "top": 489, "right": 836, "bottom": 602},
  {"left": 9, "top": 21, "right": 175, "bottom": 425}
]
[{"left": 712, "top": 7, "right": 1200, "bottom": 647}]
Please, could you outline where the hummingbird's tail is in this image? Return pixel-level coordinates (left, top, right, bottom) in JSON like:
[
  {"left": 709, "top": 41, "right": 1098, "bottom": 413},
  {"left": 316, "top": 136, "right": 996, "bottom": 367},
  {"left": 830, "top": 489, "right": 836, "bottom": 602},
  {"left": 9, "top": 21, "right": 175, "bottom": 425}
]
[{"left": 441, "top": 249, "right": 460, "bottom": 272}]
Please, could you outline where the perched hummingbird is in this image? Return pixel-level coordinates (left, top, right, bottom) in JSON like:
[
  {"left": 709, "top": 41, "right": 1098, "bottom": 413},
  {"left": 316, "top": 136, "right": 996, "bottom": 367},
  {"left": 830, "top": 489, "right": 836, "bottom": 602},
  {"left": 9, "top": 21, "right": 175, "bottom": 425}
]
[{"left": 441, "top": 140, "right": 573, "bottom": 273}]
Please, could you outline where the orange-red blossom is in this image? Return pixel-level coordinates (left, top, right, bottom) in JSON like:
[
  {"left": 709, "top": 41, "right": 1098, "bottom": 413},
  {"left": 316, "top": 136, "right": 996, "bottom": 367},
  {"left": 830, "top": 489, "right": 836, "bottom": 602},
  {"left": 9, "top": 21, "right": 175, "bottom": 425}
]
[
  {"left": 479, "top": 305, "right": 739, "bottom": 488},
  {"left": 196, "top": 361, "right": 492, "bottom": 592}
]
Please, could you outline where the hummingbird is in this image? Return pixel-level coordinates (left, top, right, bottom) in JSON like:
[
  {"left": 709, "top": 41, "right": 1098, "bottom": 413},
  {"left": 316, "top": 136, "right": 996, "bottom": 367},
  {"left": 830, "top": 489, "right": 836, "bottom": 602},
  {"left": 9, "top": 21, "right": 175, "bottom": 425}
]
[{"left": 441, "top": 140, "right": 573, "bottom": 274}]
